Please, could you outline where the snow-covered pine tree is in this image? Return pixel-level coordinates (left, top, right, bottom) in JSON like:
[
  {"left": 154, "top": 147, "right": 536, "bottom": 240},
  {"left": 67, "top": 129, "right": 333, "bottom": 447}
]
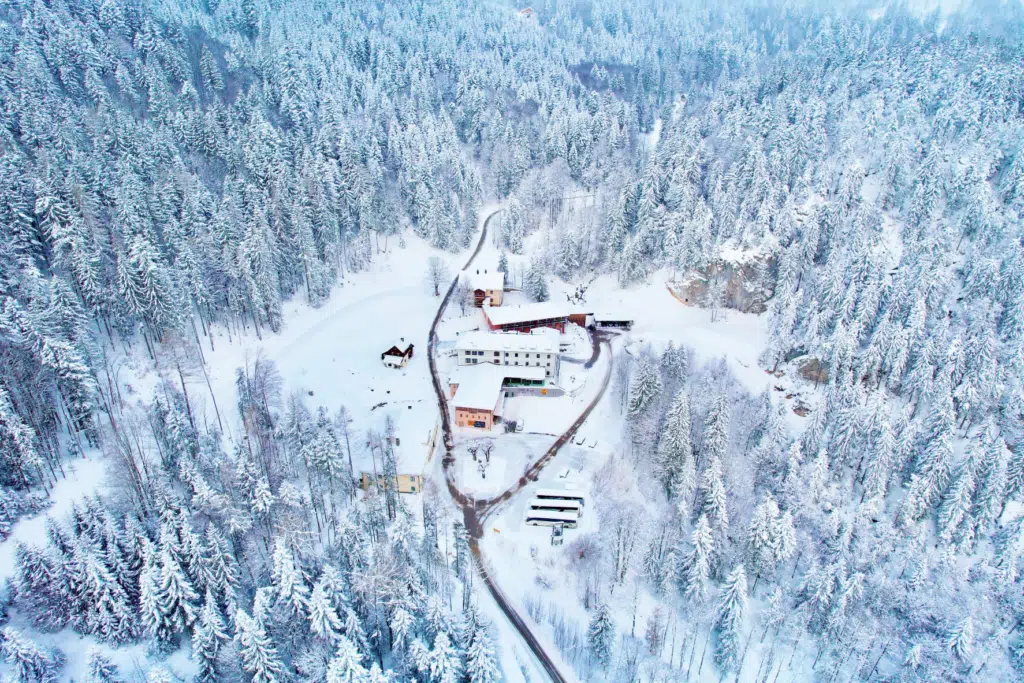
[
  {"left": 271, "top": 536, "right": 310, "bottom": 620},
  {"left": 587, "top": 603, "right": 614, "bottom": 670},
  {"left": 139, "top": 540, "right": 174, "bottom": 645},
  {"left": 626, "top": 356, "right": 663, "bottom": 419},
  {"left": 701, "top": 393, "right": 730, "bottom": 470},
  {"left": 465, "top": 620, "right": 500, "bottom": 683},
  {"left": 193, "top": 590, "right": 229, "bottom": 683},
  {"left": 424, "top": 631, "right": 462, "bottom": 683},
  {"left": 712, "top": 565, "right": 748, "bottom": 674},
  {"left": 12, "top": 543, "right": 66, "bottom": 630},
  {"left": 158, "top": 538, "right": 199, "bottom": 634},
  {"left": 680, "top": 514, "right": 715, "bottom": 603},
  {"left": 309, "top": 575, "right": 344, "bottom": 644},
  {"left": 524, "top": 259, "right": 549, "bottom": 302},
  {"left": 655, "top": 389, "right": 695, "bottom": 501},
  {"left": 699, "top": 456, "right": 730, "bottom": 535},
  {"left": 0, "top": 627, "right": 64, "bottom": 683},
  {"left": 326, "top": 635, "right": 370, "bottom": 683},
  {"left": 85, "top": 647, "right": 122, "bottom": 683},
  {"left": 748, "top": 494, "right": 785, "bottom": 589},
  {"left": 235, "top": 608, "right": 287, "bottom": 683}
]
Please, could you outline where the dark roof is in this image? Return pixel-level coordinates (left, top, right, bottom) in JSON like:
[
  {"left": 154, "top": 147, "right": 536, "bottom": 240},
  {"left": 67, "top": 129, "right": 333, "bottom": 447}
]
[{"left": 382, "top": 344, "right": 414, "bottom": 359}]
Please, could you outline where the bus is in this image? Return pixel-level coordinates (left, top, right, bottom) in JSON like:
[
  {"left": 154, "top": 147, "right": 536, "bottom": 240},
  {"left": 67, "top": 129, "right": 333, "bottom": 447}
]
[
  {"left": 534, "top": 488, "right": 586, "bottom": 508},
  {"left": 528, "top": 498, "right": 583, "bottom": 517},
  {"left": 525, "top": 509, "right": 579, "bottom": 528}
]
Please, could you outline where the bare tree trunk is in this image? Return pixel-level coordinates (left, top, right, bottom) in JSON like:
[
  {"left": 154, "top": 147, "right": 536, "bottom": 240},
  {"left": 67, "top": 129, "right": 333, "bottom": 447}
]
[
  {"left": 175, "top": 357, "right": 197, "bottom": 432},
  {"left": 697, "top": 631, "right": 710, "bottom": 677},
  {"left": 198, "top": 357, "right": 223, "bottom": 433}
]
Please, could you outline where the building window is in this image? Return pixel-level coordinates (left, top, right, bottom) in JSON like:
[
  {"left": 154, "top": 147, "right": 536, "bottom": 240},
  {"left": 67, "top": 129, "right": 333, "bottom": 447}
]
[
  {"left": 494, "top": 351, "right": 500, "bottom": 357},
  {"left": 515, "top": 353, "right": 519, "bottom": 357}
]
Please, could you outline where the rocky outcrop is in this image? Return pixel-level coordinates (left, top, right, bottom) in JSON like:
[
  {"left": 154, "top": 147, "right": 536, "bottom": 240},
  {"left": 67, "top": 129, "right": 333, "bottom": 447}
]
[
  {"left": 668, "top": 253, "right": 776, "bottom": 314},
  {"left": 796, "top": 356, "right": 830, "bottom": 384}
]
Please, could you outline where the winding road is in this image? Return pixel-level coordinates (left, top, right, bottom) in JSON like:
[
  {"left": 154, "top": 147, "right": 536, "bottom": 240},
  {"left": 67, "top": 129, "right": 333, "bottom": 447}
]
[{"left": 427, "top": 207, "right": 614, "bottom": 683}]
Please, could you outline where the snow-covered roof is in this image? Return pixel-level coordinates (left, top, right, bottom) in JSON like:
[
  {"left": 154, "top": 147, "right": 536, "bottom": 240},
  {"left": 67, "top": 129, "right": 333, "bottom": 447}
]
[
  {"left": 461, "top": 270, "right": 505, "bottom": 291},
  {"left": 448, "top": 364, "right": 546, "bottom": 411},
  {"left": 455, "top": 329, "right": 559, "bottom": 354},
  {"left": 484, "top": 302, "right": 570, "bottom": 327}
]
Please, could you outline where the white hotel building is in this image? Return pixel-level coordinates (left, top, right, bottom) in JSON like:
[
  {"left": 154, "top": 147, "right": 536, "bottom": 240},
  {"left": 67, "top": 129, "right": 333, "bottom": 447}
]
[{"left": 454, "top": 329, "right": 560, "bottom": 379}]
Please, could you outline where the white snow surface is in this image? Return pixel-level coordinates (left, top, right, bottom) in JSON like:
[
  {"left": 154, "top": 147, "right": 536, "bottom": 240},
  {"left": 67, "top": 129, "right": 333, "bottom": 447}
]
[{"left": 0, "top": 454, "right": 108, "bottom": 583}]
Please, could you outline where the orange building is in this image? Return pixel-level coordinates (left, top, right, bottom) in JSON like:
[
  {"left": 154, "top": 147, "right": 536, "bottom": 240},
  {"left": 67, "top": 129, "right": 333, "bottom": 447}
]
[{"left": 448, "top": 364, "right": 547, "bottom": 430}]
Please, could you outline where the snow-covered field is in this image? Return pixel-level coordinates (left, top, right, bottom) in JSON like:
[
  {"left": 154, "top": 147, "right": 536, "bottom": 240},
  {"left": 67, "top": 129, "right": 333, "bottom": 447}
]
[{"left": 195, "top": 233, "right": 466, "bottom": 477}]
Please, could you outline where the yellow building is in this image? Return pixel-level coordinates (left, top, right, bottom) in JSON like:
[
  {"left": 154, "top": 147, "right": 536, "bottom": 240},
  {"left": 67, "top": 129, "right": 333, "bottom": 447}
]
[
  {"left": 461, "top": 269, "right": 505, "bottom": 307},
  {"left": 359, "top": 473, "right": 424, "bottom": 494}
]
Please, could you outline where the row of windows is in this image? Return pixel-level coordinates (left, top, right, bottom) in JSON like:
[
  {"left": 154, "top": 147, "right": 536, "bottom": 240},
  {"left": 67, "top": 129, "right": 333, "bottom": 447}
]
[
  {"left": 465, "top": 358, "right": 552, "bottom": 368},
  {"left": 461, "top": 350, "right": 553, "bottom": 359}
]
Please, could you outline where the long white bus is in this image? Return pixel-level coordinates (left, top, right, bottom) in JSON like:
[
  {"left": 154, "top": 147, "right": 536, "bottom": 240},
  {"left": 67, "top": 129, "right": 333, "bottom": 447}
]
[
  {"left": 525, "top": 509, "right": 579, "bottom": 528},
  {"left": 528, "top": 498, "right": 583, "bottom": 517},
  {"left": 535, "top": 488, "right": 586, "bottom": 508}
]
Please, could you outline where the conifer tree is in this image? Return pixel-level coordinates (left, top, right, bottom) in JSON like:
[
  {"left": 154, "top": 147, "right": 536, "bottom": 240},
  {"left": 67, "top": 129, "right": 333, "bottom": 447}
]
[
  {"left": 712, "top": 565, "right": 748, "bottom": 673},
  {"left": 699, "top": 457, "right": 729, "bottom": 534},
  {"left": 193, "top": 590, "right": 229, "bottom": 683},
  {"left": 235, "top": 609, "right": 287, "bottom": 683},
  {"left": 425, "top": 632, "right": 462, "bottom": 683},
  {"left": 656, "top": 389, "right": 694, "bottom": 500},
  {"left": 159, "top": 541, "right": 199, "bottom": 633},
  {"left": 309, "top": 576, "right": 344, "bottom": 644},
  {"left": 326, "top": 636, "right": 370, "bottom": 683},
  {"left": 701, "top": 393, "right": 730, "bottom": 469},
  {"left": 748, "top": 494, "right": 790, "bottom": 588},
  {"left": 271, "top": 537, "right": 309, "bottom": 620},
  {"left": 0, "top": 627, "right": 64, "bottom": 683},
  {"left": 587, "top": 603, "right": 614, "bottom": 670},
  {"left": 465, "top": 622, "right": 501, "bottom": 683},
  {"left": 627, "top": 357, "right": 663, "bottom": 419},
  {"left": 680, "top": 514, "right": 715, "bottom": 603},
  {"left": 85, "top": 648, "right": 122, "bottom": 683},
  {"left": 524, "top": 259, "right": 549, "bottom": 302},
  {"left": 140, "top": 540, "right": 174, "bottom": 644}
]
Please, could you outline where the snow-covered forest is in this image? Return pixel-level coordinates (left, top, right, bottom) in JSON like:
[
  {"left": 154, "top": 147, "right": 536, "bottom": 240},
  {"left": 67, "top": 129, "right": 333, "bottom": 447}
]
[{"left": 1, "top": 0, "right": 1024, "bottom": 680}]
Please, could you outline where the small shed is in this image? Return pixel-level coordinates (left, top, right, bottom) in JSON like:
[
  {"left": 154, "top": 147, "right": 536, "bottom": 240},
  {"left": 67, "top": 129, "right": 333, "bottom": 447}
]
[
  {"left": 381, "top": 344, "right": 414, "bottom": 368},
  {"left": 593, "top": 314, "right": 634, "bottom": 330}
]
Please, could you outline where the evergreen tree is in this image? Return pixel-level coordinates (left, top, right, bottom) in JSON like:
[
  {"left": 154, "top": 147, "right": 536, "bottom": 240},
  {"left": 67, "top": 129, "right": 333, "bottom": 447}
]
[
  {"left": 85, "top": 648, "right": 122, "bottom": 683},
  {"left": 465, "top": 622, "right": 501, "bottom": 683},
  {"left": 271, "top": 537, "right": 309, "bottom": 620},
  {"left": 235, "top": 608, "right": 287, "bottom": 683},
  {"left": 656, "top": 389, "right": 694, "bottom": 500},
  {"left": 139, "top": 540, "right": 174, "bottom": 644},
  {"left": 587, "top": 603, "right": 614, "bottom": 670},
  {"left": 0, "top": 627, "right": 64, "bottom": 683},
  {"left": 309, "top": 575, "right": 344, "bottom": 644},
  {"left": 497, "top": 252, "right": 509, "bottom": 286},
  {"left": 699, "top": 457, "right": 729, "bottom": 534},
  {"left": 524, "top": 259, "right": 549, "bottom": 302},
  {"left": 712, "top": 565, "right": 748, "bottom": 673},
  {"left": 748, "top": 494, "right": 790, "bottom": 587},
  {"left": 193, "top": 590, "right": 229, "bottom": 683},
  {"left": 627, "top": 357, "right": 663, "bottom": 419},
  {"left": 424, "top": 632, "right": 462, "bottom": 683},
  {"left": 701, "top": 393, "right": 730, "bottom": 468},
  {"left": 159, "top": 540, "right": 199, "bottom": 633},
  {"left": 326, "top": 636, "right": 370, "bottom": 683},
  {"left": 946, "top": 616, "right": 974, "bottom": 662},
  {"left": 680, "top": 514, "right": 715, "bottom": 603}
]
